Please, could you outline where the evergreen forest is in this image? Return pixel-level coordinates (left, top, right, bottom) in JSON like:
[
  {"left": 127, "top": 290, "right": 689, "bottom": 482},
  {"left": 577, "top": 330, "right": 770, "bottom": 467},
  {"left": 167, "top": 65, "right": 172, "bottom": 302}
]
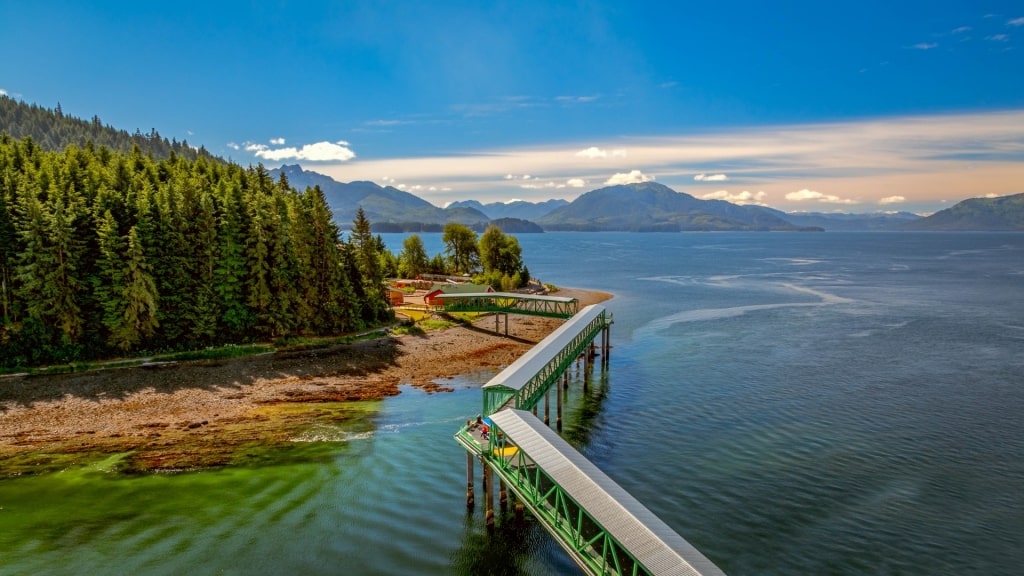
[{"left": 0, "top": 135, "right": 392, "bottom": 368}]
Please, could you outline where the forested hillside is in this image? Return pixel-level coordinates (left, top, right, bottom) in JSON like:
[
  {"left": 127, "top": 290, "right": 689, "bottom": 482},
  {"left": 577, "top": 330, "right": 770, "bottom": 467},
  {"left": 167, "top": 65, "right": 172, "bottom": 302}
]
[
  {"left": 0, "top": 135, "right": 391, "bottom": 368},
  {"left": 0, "top": 95, "right": 217, "bottom": 161}
]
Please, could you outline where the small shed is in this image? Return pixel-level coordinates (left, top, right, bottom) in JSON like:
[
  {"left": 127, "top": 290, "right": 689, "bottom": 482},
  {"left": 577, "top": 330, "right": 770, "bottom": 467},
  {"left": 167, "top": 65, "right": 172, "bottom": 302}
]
[{"left": 424, "top": 283, "right": 494, "bottom": 306}]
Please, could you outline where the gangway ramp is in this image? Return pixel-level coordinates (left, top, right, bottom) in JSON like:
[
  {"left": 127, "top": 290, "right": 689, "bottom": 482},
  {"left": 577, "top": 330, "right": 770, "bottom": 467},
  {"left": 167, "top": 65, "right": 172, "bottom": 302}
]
[
  {"left": 435, "top": 292, "right": 579, "bottom": 318},
  {"left": 481, "top": 304, "right": 610, "bottom": 415},
  {"left": 488, "top": 409, "right": 725, "bottom": 576}
]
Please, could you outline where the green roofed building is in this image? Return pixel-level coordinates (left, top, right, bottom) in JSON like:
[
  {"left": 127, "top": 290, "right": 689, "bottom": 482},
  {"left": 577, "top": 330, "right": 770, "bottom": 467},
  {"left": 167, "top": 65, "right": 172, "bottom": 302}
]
[{"left": 424, "top": 283, "right": 494, "bottom": 306}]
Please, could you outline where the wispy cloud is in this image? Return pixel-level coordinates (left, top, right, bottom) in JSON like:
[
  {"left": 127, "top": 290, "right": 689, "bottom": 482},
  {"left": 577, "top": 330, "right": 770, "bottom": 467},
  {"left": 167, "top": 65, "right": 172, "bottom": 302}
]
[
  {"left": 365, "top": 119, "right": 406, "bottom": 127},
  {"left": 556, "top": 95, "right": 600, "bottom": 104},
  {"left": 879, "top": 195, "right": 906, "bottom": 205},
  {"left": 269, "top": 137, "right": 286, "bottom": 145},
  {"left": 1009, "top": 17, "right": 1024, "bottom": 26},
  {"left": 313, "top": 109, "right": 1024, "bottom": 212},
  {"left": 0, "top": 88, "right": 7, "bottom": 96},
  {"left": 694, "top": 173, "right": 728, "bottom": 182},
  {"left": 987, "top": 34, "right": 1010, "bottom": 42},
  {"left": 911, "top": 42, "right": 939, "bottom": 50},
  {"left": 952, "top": 26, "right": 972, "bottom": 34},
  {"left": 452, "top": 96, "right": 544, "bottom": 117}
]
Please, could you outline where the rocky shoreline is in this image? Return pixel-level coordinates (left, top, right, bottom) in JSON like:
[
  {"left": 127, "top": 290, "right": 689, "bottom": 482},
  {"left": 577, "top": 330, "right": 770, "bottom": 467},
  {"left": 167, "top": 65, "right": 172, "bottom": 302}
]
[{"left": 0, "top": 288, "right": 611, "bottom": 473}]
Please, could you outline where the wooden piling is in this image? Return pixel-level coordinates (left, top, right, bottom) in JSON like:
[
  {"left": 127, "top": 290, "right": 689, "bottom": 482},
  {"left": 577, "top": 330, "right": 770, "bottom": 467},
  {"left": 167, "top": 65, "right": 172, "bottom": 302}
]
[
  {"left": 466, "top": 452, "right": 475, "bottom": 508},
  {"left": 556, "top": 382, "right": 563, "bottom": 431},
  {"left": 544, "top": 389, "right": 550, "bottom": 425},
  {"left": 484, "top": 464, "right": 494, "bottom": 527}
]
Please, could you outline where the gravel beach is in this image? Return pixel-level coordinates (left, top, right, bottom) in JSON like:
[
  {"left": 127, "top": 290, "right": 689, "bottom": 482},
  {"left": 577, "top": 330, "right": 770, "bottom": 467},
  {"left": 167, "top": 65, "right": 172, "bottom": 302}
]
[{"left": 0, "top": 288, "right": 610, "bottom": 472}]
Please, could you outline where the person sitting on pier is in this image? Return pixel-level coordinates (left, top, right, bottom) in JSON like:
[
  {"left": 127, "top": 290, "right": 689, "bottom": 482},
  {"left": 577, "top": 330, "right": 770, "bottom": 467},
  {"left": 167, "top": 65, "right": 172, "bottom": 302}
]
[{"left": 471, "top": 415, "right": 483, "bottom": 430}]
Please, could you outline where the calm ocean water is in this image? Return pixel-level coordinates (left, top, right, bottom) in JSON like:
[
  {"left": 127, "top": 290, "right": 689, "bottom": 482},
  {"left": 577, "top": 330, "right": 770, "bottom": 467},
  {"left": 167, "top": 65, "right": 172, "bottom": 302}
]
[{"left": 2, "top": 232, "right": 1022, "bottom": 575}]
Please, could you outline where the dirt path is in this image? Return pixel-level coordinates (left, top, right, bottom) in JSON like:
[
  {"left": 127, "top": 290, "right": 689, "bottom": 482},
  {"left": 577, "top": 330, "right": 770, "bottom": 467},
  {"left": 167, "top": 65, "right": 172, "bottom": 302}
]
[{"left": 0, "top": 288, "right": 611, "bottom": 473}]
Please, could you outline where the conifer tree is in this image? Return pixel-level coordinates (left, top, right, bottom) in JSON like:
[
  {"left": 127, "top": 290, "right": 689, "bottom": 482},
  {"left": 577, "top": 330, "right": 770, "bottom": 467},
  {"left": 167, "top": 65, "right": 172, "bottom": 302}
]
[
  {"left": 111, "top": 226, "right": 159, "bottom": 350},
  {"left": 213, "top": 179, "right": 252, "bottom": 339},
  {"left": 245, "top": 190, "right": 273, "bottom": 334},
  {"left": 350, "top": 206, "right": 388, "bottom": 323},
  {"left": 188, "top": 189, "right": 219, "bottom": 343},
  {"left": 95, "top": 209, "right": 126, "bottom": 348}
]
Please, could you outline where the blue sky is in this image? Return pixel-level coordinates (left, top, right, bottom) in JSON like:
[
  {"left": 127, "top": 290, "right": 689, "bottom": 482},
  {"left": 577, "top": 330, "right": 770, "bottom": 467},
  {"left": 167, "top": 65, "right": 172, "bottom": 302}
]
[{"left": 3, "top": 1, "right": 1023, "bottom": 214}]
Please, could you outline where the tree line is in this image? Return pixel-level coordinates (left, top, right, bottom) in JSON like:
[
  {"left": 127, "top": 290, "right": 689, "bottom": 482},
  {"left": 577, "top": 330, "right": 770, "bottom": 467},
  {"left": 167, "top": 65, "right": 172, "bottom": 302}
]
[
  {"left": 0, "top": 135, "right": 391, "bottom": 368},
  {"left": 0, "top": 95, "right": 218, "bottom": 162},
  {"left": 388, "top": 222, "right": 530, "bottom": 293}
]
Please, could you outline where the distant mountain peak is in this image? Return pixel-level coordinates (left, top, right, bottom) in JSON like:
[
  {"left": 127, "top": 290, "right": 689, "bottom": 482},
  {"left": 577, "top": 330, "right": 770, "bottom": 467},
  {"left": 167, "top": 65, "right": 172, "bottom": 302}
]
[{"left": 267, "top": 165, "right": 488, "bottom": 228}]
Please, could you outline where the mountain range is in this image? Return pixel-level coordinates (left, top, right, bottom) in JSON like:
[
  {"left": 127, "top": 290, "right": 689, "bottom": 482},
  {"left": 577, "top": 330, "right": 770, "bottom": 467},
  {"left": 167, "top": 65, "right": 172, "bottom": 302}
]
[
  {"left": 536, "top": 182, "right": 816, "bottom": 231},
  {"left": 446, "top": 198, "right": 570, "bottom": 221},
  {"left": 901, "top": 192, "right": 1024, "bottom": 231},
  {"left": 271, "top": 165, "right": 1024, "bottom": 232},
  {"left": 269, "top": 164, "right": 490, "bottom": 229}
]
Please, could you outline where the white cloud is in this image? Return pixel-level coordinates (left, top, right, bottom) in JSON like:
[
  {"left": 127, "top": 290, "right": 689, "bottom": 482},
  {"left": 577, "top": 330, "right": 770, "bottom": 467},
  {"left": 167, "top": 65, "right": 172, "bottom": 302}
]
[
  {"left": 952, "top": 26, "right": 972, "bottom": 33},
  {"left": 576, "top": 147, "right": 607, "bottom": 158},
  {"left": 245, "top": 142, "right": 268, "bottom": 152},
  {"left": 254, "top": 141, "right": 355, "bottom": 162},
  {"left": 987, "top": 34, "right": 1009, "bottom": 42},
  {"left": 504, "top": 174, "right": 514, "bottom": 180},
  {"left": 700, "top": 190, "right": 767, "bottom": 205},
  {"left": 227, "top": 142, "right": 241, "bottom": 150},
  {"left": 0, "top": 88, "right": 6, "bottom": 96},
  {"left": 694, "top": 173, "right": 729, "bottom": 182},
  {"left": 912, "top": 42, "right": 939, "bottom": 50},
  {"left": 605, "top": 170, "right": 654, "bottom": 186},
  {"left": 1009, "top": 17, "right": 1024, "bottom": 26},
  {"left": 522, "top": 174, "right": 532, "bottom": 180},
  {"left": 879, "top": 195, "right": 906, "bottom": 205},
  {"left": 566, "top": 178, "right": 587, "bottom": 188},
  {"left": 785, "top": 189, "right": 858, "bottom": 204},
  {"left": 269, "top": 137, "right": 286, "bottom": 145},
  {"left": 575, "top": 147, "right": 627, "bottom": 159}
]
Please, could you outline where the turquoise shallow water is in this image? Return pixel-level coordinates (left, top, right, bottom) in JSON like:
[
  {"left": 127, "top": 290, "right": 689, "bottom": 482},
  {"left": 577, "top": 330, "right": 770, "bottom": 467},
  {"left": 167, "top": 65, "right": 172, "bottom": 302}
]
[{"left": 2, "top": 232, "right": 1023, "bottom": 575}]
